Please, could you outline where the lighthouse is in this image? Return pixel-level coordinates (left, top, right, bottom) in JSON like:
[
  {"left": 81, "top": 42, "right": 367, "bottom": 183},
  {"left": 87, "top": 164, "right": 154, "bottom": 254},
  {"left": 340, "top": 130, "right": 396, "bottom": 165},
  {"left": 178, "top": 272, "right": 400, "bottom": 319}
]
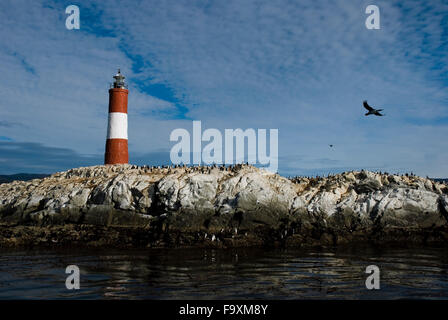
[{"left": 104, "top": 69, "right": 129, "bottom": 165}]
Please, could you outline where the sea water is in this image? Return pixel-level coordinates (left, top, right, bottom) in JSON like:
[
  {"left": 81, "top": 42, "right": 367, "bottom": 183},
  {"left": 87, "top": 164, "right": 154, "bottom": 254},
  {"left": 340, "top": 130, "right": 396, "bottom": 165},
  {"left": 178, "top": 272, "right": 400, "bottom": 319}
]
[{"left": 0, "top": 245, "right": 447, "bottom": 299}]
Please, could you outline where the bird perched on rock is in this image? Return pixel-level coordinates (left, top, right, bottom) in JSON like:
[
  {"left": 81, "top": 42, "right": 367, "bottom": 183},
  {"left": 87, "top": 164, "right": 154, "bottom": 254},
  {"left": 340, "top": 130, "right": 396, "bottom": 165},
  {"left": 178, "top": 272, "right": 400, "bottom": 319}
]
[{"left": 363, "top": 100, "right": 384, "bottom": 116}]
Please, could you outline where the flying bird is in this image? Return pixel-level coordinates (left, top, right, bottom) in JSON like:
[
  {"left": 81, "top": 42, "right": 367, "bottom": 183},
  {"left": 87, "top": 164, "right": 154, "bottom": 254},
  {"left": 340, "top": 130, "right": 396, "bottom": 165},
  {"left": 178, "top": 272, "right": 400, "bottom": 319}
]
[
  {"left": 363, "top": 101, "right": 384, "bottom": 116},
  {"left": 329, "top": 144, "right": 334, "bottom": 148}
]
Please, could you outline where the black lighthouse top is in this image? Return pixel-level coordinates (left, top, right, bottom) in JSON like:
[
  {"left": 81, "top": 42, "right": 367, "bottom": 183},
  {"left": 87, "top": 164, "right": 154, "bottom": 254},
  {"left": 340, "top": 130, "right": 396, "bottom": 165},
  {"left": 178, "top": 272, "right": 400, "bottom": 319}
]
[{"left": 112, "top": 69, "right": 127, "bottom": 89}]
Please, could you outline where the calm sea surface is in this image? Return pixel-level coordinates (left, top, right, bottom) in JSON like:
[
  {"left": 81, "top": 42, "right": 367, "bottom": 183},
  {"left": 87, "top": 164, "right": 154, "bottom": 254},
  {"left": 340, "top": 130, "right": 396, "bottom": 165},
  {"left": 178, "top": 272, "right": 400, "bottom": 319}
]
[{"left": 0, "top": 246, "right": 447, "bottom": 299}]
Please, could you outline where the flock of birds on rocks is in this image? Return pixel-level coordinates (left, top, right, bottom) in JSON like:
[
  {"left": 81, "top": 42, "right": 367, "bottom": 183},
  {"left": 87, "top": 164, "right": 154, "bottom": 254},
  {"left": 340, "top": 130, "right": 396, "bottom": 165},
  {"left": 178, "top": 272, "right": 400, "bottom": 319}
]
[
  {"left": 288, "top": 169, "right": 419, "bottom": 184},
  {"left": 64, "top": 163, "right": 433, "bottom": 185},
  {"left": 134, "top": 163, "right": 252, "bottom": 173},
  {"left": 82, "top": 163, "right": 256, "bottom": 175}
]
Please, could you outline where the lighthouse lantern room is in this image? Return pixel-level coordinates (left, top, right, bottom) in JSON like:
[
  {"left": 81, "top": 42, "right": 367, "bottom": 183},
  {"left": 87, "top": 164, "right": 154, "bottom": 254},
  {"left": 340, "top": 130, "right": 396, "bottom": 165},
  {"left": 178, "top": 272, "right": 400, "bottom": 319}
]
[{"left": 111, "top": 69, "right": 127, "bottom": 89}]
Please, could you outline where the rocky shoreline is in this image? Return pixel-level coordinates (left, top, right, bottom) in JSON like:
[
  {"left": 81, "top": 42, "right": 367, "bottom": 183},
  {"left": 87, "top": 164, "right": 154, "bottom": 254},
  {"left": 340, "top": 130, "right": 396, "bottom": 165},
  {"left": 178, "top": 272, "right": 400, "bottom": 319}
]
[{"left": 1, "top": 164, "right": 447, "bottom": 248}]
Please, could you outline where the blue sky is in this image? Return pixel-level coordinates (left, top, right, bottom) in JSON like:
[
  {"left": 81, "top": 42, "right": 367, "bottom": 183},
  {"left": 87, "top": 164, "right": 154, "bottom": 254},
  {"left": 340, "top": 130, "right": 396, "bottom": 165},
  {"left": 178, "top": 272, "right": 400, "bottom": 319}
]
[{"left": 0, "top": 0, "right": 447, "bottom": 177}]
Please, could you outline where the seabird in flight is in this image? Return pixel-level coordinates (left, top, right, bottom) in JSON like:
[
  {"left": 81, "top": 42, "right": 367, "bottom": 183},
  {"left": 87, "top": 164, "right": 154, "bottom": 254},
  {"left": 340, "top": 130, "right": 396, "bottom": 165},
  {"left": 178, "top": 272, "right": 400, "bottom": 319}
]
[{"left": 363, "top": 100, "right": 384, "bottom": 116}]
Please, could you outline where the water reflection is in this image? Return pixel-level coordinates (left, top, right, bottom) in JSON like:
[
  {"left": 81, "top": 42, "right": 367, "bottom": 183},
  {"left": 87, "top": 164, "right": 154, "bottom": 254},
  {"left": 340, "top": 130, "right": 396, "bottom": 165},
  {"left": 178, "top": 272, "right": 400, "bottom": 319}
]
[{"left": 0, "top": 246, "right": 447, "bottom": 299}]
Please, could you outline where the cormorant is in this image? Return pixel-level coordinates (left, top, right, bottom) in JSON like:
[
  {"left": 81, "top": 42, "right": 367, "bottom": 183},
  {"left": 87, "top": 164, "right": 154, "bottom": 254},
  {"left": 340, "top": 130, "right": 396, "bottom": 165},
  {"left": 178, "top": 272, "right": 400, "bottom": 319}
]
[{"left": 363, "top": 100, "right": 384, "bottom": 116}]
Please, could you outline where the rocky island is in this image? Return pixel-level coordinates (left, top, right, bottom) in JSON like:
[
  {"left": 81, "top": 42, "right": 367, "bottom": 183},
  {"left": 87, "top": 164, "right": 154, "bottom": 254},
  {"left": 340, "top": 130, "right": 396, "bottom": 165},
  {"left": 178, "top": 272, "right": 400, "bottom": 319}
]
[{"left": 1, "top": 164, "right": 447, "bottom": 248}]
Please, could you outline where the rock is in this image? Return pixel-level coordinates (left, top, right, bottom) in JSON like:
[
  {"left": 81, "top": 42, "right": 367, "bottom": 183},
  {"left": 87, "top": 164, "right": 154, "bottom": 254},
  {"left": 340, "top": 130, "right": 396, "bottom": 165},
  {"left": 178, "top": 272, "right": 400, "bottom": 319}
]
[{"left": 0, "top": 164, "right": 447, "bottom": 248}]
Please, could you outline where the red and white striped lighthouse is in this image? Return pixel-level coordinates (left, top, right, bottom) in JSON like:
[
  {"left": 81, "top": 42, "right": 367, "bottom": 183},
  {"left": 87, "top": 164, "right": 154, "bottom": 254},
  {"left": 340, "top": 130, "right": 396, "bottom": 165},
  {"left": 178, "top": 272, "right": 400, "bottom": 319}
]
[{"left": 104, "top": 69, "right": 129, "bottom": 164}]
